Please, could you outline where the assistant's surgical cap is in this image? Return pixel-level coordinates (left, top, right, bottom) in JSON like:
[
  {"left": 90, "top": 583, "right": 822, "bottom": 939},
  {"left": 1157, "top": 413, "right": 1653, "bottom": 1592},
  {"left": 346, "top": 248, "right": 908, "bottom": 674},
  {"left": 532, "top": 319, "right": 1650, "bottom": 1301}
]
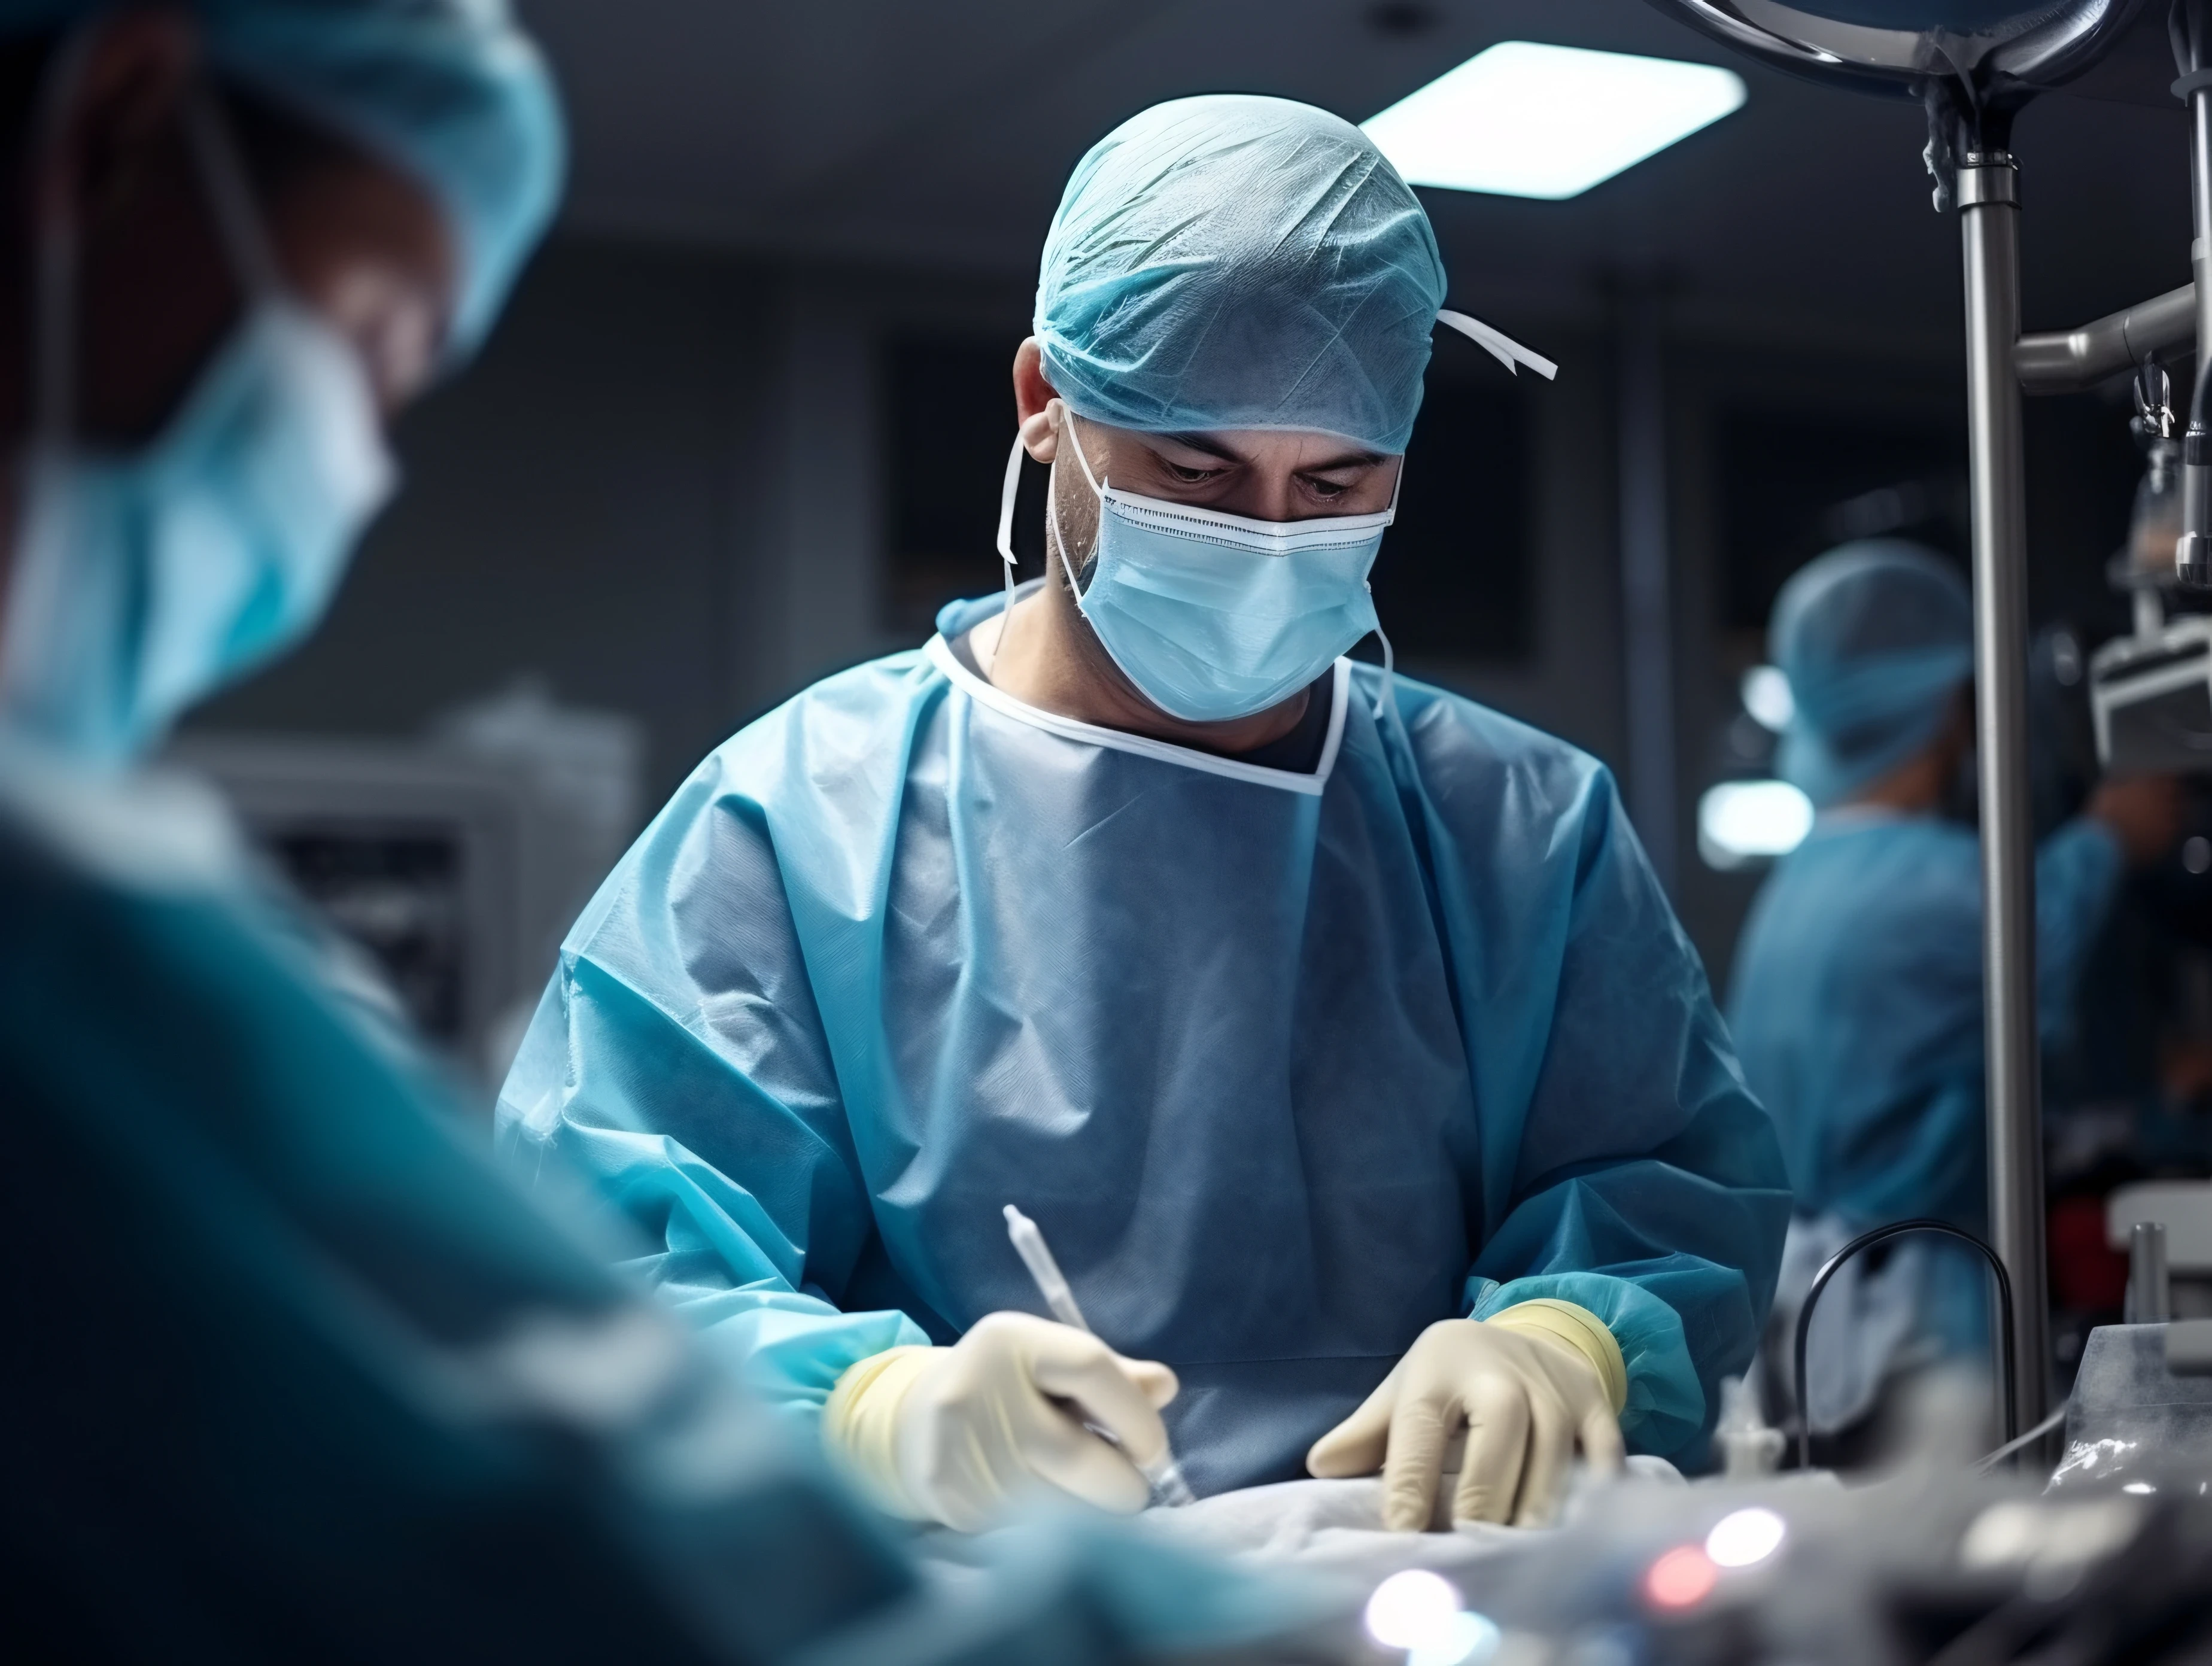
[
  {"left": 0, "top": 0, "right": 563, "bottom": 356},
  {"left": 1035, "top": 95, "right": 1448, "bottom": 455},
  {"left": 1772, "top": 540, "right": 1976, "bottom": 808}
]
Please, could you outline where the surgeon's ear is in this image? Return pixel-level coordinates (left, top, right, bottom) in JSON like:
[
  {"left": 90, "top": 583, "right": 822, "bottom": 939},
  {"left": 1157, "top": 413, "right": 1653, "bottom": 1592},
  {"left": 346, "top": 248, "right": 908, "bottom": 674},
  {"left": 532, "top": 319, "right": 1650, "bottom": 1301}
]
[{"left": 1013, "top": 336, "right": 1061, "bottom": 463}]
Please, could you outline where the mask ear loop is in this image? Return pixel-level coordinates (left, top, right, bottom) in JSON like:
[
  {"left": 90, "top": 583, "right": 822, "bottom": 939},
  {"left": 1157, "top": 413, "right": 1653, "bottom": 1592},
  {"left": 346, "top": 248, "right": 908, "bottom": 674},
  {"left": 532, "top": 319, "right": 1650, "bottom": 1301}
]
[
  {"left": 1060, "top": 403, "right": 1109, "bottom": 498},
  {"left": 0, "top": 29, "right": 96, "bottom": 734},
  {"left": 25, "top": 26, "right": 102, "bottom": 455},
  {"left": 1001, "top": 402, "right": 1104, "bottom": 609},
  {"left": 178, "top": 86, "right": 284, "bottom": 303},
  {"left": 1046, "top": 401, "right": 1101, "bottom": 597},
  {"left": 0, "top": 28, "right": 99, "bottom": 732},
  {"left": 1366, "top": 457, "right": 1406, "bottom": 724},
  {"left": 995, "top": 432, "right": 1024, "bottom": 610}
]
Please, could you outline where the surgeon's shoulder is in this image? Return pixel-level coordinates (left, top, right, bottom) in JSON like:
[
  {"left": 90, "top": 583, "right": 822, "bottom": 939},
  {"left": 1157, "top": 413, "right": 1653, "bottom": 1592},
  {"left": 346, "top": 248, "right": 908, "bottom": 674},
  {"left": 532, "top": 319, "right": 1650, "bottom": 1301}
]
[
  {"left": 1359, "top": 665, "right": 1614, "bottom": 831},
  {"left": 695, "top": 647, "right": 941, "bottom": 782},
  {"left": 633, "top": 647, "right": 943, "bottom": 837},
  {"left": 564, "top": 647, "right": 942, "bottom": 947}
]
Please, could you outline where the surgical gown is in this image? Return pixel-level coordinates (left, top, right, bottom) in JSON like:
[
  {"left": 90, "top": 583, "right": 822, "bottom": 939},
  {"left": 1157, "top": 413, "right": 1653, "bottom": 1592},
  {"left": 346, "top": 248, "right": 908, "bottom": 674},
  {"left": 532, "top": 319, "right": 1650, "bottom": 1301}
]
[
  {"left": 0, "top": 745, "right": 1289, "bottom": 1662},
  {"left": 1727, "top": 809, "right": 2121, "bottom": 1363},
  {"left": 499, "top": 592, "right": 1792, "bottom": 1488}
]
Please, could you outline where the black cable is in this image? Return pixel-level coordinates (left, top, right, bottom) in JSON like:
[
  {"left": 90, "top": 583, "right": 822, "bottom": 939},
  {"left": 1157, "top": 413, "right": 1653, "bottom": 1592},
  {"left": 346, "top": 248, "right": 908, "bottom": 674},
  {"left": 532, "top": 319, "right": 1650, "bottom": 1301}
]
[{"left": 1791, "top": 1217, "right": 2016, "bottom": 1473}]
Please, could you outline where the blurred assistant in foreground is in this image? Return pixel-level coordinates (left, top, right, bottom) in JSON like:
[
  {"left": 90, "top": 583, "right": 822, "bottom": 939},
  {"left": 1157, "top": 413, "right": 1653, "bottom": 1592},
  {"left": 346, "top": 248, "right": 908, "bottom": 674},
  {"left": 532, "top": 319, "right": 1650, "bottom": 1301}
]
[{"left": 0, "top": 6, "right": 1299, "bottom": 1660}]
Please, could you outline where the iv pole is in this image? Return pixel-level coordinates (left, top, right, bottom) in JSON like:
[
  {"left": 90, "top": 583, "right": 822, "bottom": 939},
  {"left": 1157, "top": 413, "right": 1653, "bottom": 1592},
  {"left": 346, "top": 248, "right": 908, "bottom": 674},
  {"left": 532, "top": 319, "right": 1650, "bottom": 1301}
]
[{"left": 1952, "top": 99, "right": 2048, "bottom": 1440}]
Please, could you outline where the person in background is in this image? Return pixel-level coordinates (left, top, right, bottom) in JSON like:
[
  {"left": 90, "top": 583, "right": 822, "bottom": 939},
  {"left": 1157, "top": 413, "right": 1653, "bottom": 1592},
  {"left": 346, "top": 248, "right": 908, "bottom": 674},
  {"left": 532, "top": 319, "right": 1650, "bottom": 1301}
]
[
  {"left": 0, "top": 5, "right": 1295, "bottom": 1659},
  {"left": 500, "top": 94, "right": 1789, "bottom": 1536},
  {"left": 1727, "top": 540, "right": 2179, "bottom": 1453}
]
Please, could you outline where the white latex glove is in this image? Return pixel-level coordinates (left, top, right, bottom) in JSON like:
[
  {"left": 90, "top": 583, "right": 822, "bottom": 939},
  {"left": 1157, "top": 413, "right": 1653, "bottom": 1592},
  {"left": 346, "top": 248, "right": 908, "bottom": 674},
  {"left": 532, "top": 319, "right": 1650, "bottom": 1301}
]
[
  {"left": 1306, "top": 1308, "right": 1626, "bottom": 1530},
  {"left": 824, "top": 1312, "right": 1178, "bottom": 1532}
]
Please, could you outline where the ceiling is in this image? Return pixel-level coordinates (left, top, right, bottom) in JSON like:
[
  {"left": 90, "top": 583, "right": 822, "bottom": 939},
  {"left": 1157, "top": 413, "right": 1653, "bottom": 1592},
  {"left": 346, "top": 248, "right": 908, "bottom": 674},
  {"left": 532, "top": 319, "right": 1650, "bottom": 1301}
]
[{"left": 516, "top": 0, "right": 2195, "bottom": 350}]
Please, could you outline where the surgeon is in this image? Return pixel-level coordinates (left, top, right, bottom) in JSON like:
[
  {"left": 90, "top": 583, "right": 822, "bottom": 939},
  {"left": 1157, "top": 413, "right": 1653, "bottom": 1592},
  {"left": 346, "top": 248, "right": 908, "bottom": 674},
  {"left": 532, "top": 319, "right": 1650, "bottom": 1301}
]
[
  {"left": 0, "top": 6, "right": 1294, "bottom": 1659},
  {"left": 500, "top": 95, "right": 1790, "bottom": 1536},
  {"left": 1727, "top": 542, "right": 2178, "bottom": 1447}
]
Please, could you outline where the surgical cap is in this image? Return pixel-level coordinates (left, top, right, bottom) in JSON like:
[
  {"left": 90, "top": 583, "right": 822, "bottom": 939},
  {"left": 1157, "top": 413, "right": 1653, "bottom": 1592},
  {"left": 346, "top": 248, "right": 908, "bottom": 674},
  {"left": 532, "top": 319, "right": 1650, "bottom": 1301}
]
[
  {"left": 1035, "top": 95, "right": 1448, "bottom": 455},
  {"left": 1771, "top": 540, "right": 1976, "bottom": 808},
  {"left": 0, "top": 0, "right": 563, "bottom": 356}
]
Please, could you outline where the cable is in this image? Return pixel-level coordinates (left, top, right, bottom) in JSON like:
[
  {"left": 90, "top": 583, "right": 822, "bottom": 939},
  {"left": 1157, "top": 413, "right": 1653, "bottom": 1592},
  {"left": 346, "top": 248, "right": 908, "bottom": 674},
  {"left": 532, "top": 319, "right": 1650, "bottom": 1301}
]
[
  {"left": 1973, "top": 1403, "right": 2067, "bottom": 1473},
  {"left": 1792, "top": 1217, "right": 2016, "bottom": 1473}
]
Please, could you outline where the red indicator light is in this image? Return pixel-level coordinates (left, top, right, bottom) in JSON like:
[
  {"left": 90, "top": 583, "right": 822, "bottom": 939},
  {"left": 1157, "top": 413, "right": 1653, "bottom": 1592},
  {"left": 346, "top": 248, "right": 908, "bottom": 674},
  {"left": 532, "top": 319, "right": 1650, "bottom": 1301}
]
[{"left": 1644, "top": 1545, "right": 1718, "bottom": 1610}]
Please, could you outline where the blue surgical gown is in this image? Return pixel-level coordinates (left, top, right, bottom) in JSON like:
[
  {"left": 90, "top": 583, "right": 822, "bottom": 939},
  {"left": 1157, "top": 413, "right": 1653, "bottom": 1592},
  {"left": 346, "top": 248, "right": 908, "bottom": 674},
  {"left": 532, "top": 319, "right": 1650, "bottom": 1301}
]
[
  {"left": 499, "top": 594, "right": 1792, "bottom": 1486},
  {"left": 0, "top": 746, "right": 1292, "bottom": 1662},
  {"left": 1726, "top": 810, "right": 2122, "bottom": 1347}
]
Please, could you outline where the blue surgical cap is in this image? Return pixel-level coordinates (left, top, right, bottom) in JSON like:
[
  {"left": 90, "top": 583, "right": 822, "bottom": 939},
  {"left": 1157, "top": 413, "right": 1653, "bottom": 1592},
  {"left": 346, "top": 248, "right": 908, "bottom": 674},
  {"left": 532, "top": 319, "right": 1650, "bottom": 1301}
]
[
  {"left": 1771, "top": 539, "right": 1976, "bottom": 808},
  {"left": 1035, "top": 95, "right": 1448, "bottom": 455},
  {"left": 1, "top": 0, "right": 563, "bottom": 356}
]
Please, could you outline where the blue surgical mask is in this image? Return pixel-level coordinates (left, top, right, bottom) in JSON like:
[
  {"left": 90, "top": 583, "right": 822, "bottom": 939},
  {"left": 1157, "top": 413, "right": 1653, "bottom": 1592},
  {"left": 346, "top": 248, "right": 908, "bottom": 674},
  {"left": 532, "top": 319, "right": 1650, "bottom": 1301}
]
[
  {"left": 0, "top": 87, "right": 394, "bottom": 768},
  {"left": 1001, "top": 409, "right": 1399, "bottom": 725}
]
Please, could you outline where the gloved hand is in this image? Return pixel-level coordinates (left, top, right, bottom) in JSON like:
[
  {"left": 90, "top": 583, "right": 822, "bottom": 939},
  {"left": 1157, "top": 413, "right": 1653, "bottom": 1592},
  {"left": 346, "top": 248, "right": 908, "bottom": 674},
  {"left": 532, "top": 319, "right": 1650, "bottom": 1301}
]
[
  {"left": 824, "top": 1311, "right": 1179, "bottom": 1532},
  {"left": 1306, "top": 1302, "right": 1627, "bottom": 1530}
]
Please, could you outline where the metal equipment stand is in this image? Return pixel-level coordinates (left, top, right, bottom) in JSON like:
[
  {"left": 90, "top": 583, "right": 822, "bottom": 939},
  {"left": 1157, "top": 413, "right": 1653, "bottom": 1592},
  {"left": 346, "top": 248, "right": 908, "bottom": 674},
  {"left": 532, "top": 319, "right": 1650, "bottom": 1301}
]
[
  {"left": 1649, "top": 0, "right": 2194, "bottom": 1456},
  {"left": 1955, "top": 126, "right": 2050, "bottom": 1443}
]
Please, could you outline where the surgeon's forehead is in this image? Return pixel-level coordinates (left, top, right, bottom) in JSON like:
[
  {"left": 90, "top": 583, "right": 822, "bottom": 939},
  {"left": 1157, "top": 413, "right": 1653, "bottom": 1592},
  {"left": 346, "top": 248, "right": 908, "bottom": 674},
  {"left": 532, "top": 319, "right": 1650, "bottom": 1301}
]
[{"left": 1151, "top": 428, "right": 1390, "bottom": 468}]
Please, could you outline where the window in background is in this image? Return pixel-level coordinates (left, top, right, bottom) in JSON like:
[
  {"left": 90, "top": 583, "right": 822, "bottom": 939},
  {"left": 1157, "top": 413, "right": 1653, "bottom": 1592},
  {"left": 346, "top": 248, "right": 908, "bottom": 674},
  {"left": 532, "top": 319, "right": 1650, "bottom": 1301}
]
[
  {"left": 1716, "top": 410, "right": 1969, "bottom": 633},
  {"left": 1367, "top": 376, "right": 1533, "bottom": 663}
]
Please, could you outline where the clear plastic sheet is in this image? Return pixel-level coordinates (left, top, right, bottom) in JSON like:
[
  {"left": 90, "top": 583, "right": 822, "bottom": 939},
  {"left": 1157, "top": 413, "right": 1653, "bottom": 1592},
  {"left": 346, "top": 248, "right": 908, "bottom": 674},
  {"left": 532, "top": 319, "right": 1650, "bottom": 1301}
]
[{"left": 2047, "top": 1323, "right": 2212, "bottom": 1496}]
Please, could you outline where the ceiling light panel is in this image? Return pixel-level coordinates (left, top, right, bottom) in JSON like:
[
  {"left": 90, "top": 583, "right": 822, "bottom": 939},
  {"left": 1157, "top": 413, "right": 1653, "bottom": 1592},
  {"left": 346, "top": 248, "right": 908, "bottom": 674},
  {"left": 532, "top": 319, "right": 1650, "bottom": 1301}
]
[{"left": 1362, "top": 41, "right": 1747, "bottom": 201}]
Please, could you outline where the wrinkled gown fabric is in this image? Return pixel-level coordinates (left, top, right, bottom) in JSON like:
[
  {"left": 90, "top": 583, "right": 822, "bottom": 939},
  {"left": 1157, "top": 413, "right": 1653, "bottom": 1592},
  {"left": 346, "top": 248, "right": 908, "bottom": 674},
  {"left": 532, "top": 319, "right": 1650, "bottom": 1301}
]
[
  {"left": 0, "top": 748, "right": 1289, "bottom": 1662},
  {"left": 499, "top": 592, "right": 1791, "bottom": 1492}
]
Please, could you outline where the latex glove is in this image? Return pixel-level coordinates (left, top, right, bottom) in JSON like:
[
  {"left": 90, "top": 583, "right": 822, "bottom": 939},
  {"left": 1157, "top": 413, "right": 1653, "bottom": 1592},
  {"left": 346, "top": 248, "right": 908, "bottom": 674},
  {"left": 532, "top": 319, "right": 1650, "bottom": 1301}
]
[
  {"left": 1306, "top": 1302, "right": 1627, "bottom": 1530},
  {"left": 824, "top": 1311, "right": 1178, "bottom": 1532}
]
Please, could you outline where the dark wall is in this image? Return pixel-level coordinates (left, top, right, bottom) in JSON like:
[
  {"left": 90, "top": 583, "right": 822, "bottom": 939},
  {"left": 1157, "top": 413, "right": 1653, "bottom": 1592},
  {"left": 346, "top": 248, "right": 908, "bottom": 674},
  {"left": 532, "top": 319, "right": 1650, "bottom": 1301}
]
[{"left": 189, "top": 237, "right": 777, "bottom": 805}]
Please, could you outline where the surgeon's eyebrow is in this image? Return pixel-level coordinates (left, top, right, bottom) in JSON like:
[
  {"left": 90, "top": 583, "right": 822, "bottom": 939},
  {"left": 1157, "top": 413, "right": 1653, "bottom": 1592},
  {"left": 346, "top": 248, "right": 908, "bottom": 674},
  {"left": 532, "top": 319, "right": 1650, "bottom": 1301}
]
[
  {"left": 1298, "top": 445, "right": 1389, "bottom": 473},
  {"left": 1159, "top": 432, "right": 1387, "bottom": 472},
  {"left": 1158, "top": 431, "right": 1243, "bottom": 463}
]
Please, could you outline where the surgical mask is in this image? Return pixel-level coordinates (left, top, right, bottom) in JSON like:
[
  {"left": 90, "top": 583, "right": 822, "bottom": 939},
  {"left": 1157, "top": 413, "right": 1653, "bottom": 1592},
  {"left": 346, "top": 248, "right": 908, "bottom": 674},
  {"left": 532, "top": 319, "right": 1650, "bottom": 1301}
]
[
  {"left": 0, "top": 78, "right": 395, "bottom": 767},
  {"left": 995, "top": 409, "right": 1399, "bottom": 725}
]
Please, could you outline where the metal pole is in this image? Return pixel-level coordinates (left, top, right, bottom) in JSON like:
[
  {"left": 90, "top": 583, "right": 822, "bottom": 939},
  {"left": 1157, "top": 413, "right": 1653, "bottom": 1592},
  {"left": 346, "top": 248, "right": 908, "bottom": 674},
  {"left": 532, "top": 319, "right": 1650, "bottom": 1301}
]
[
  {"left": 1958, "top": 150, "right": 2049, "bottom": 1442},
  {"left": 1617, "top": 285, "right": 1676, "bottom": 890},
  {"left": 2014, "top": 282, "right": 2195, "bottom": 393},
  {"left": 2176, "top": 66, "right": 2212, "bottom": 586}
]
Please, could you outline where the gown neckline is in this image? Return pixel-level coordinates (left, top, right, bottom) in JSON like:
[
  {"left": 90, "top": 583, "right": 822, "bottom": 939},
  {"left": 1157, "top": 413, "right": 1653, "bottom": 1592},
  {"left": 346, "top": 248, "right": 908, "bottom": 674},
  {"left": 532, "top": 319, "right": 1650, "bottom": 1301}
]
[{"left": 922, "top": 633, "right": 1350, "bottom": 798}]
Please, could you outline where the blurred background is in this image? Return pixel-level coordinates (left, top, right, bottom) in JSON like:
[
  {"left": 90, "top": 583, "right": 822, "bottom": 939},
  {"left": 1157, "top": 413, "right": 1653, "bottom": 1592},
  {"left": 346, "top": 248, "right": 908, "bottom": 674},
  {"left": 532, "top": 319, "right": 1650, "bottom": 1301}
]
[{"left": 165, "top": 0, "right": 2199, "bottom": 1247}]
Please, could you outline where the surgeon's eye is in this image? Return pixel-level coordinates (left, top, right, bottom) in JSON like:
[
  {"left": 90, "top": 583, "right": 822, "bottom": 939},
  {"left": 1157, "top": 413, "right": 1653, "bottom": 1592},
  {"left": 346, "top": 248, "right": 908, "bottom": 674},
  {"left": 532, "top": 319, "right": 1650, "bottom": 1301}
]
[
  {"left": 1163, "top": 461, "right": 1225, "bottom": 485},
  {"left": 1302, "top": 475, "right": 1351, "bottom": 501}
]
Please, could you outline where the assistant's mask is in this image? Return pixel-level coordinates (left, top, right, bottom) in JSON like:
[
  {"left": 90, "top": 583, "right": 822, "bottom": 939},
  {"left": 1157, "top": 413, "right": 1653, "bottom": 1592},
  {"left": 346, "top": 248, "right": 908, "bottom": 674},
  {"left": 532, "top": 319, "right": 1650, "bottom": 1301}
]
[
  {"left": 0, "top": 77, "right": 396, "bottom": 768},
  {"left": 997, "top": 410, "right": 1397, "bottom": 725}
]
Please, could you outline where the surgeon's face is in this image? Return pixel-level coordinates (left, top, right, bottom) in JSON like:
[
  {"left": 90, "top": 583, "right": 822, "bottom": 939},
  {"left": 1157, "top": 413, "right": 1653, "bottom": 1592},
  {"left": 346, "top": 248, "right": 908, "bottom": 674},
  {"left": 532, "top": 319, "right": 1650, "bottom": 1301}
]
[{"left": 1011, "top": 336, "right": 1400, "bottom": 571}]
